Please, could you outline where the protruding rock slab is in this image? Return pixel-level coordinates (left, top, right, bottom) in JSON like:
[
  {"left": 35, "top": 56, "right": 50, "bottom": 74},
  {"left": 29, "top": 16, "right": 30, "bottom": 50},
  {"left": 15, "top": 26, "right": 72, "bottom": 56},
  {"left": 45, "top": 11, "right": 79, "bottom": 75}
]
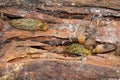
[{"left": 0, "top": 59, "right": 120, "bottom": 80}]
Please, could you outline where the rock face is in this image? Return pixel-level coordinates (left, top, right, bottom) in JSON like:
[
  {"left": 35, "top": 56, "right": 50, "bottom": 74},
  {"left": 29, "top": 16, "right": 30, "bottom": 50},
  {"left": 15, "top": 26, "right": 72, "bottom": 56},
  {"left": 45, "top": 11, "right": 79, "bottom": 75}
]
[
  {"left": 0, "top": 0, "right": 120, "bottom": 80},
  {"left": 18, "top": 60, "right": 119, "bottom": 80},
  {"left": 0, "top": 58, "right": 120, "bottom": 80},
  {"left": 0, "top": 40, "right": 120, "bottom": 80}
]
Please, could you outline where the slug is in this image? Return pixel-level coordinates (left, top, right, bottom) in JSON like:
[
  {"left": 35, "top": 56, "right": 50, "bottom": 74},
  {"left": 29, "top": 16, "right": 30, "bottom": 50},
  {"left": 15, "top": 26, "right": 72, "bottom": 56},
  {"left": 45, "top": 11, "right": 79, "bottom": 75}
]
[
  {"left": 65, "top": 43, "right": 92, "bottom": 56},
  {"left": 9, "top": 18, "right": 48, "bottom": 31}
]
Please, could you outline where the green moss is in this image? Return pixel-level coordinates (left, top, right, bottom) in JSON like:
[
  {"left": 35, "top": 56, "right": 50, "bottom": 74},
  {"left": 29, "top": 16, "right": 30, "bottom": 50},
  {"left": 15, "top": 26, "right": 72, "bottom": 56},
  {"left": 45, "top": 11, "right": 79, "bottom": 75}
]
[
  {"left": 9, "top": 18, "right": 48, "bottom": 31},
  {"left": 65, "top": 43, "right": 92, "bottom": 56}
]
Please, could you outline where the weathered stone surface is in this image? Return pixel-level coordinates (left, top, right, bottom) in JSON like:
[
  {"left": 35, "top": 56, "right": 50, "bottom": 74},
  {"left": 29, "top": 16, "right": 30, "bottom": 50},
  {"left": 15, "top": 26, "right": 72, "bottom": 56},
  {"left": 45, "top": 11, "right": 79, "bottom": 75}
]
[
  {"left": 0, "top": 39, "right": 120, "bottom": 80},
  {"left": 0, "top": 0, "right": 120, "bottom": 80},
  {"left": 0, "top": 59, "right": 120, "bottom": 80}
]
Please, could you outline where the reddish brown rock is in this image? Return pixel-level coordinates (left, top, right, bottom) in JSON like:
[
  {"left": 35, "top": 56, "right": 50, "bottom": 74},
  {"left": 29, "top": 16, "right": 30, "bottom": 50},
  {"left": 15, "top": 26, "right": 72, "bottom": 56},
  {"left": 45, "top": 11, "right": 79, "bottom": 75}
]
[
  {"left": 0, "top": 0, "right": 120, "bottom": 80},
  {"left": 0, "top": 40, "right": 120, "bottom": 80},
  {"left": 0, "top": 59, "right": 120, "bottom": 80}
]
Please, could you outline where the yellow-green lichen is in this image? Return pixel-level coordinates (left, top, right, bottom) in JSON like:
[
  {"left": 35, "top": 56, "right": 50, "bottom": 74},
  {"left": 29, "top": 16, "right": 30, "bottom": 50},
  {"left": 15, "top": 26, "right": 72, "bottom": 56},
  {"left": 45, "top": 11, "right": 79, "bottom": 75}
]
[
  {"left": 65, "top": 43, "right": 92, "bottom": 56},
  {"left": 0, "top": 73, "right": 14, "bottom": 80},
  {"left": 9, "top": 18, "right": 48, "bottom": 31}
]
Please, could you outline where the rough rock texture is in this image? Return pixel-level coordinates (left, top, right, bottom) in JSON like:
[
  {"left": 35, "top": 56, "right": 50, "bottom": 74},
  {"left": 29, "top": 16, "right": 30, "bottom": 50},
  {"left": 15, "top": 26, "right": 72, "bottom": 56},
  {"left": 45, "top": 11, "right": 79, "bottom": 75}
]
[
  {"left": 0, "top": 40, "right": 120, "bottom": 80},
  {"left": 0, "top": 0, "right": 120, "bottom": 80},
  {"left": 2, "top": 59, "right": 120, "bottom": 80}
]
